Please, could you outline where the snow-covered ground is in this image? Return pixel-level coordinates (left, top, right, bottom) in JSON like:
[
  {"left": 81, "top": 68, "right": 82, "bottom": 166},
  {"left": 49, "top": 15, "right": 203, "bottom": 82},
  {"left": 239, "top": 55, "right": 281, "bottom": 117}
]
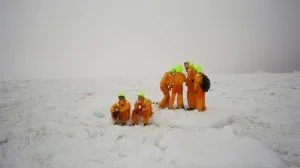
[{"left": 1, "top": 72, "right": 300, "bottom": 168}]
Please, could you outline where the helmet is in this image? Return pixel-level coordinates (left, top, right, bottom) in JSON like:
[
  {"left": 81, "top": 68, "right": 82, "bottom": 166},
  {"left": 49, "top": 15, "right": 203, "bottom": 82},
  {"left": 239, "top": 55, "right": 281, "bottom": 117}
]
[
  {"left": 170, "top": 66, "right": 176, "bottom": 73},
  {"left": 137, "top": 91, "right": 146, "bottom": 98},
  {"left": 175, "top": 64, "right": 183, "bottom": 73},
  {"left": 194, "top": 64, "right": 203, "bottom": 73},
  {"left": 188, "top": 61, "right": 194, "bottom": 68},
  {"left": 118, "top": 91, "right": 126, "bottom": 97}
]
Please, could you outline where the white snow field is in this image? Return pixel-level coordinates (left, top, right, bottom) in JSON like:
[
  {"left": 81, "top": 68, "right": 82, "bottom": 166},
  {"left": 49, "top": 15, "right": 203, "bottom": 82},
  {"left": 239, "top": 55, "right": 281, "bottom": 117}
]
[{"left": 1, "top": 72, "right": 300, "bottom": 168}]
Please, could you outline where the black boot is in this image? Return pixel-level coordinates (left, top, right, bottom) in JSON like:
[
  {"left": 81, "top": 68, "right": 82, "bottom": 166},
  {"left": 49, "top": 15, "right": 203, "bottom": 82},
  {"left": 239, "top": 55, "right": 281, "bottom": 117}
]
[{"left": 186, "top": 107, "right": 195, "bottom": 111}]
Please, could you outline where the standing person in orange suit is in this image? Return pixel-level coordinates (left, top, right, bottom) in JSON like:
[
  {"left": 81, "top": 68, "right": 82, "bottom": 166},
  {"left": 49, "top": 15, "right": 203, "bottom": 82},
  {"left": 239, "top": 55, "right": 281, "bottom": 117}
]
[
  {"left": 184, "top": 61, "right": 197, "bottom": 111},
  {"left": 194, "top": 65, "right": 207, "bottom": 112},
  {"left": 168, "top": 65, "right": 186, "bottom": 109}
]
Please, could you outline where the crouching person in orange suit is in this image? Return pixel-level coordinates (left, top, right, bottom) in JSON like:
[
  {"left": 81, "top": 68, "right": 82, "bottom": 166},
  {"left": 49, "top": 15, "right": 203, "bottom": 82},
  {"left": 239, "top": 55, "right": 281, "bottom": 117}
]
[
  {"left": 132, "top": 91, "right": 153, "bottom": 126},
  {"left": 159, "top": 67, "right": 176, "bottom": 109},
  {"left": 110, "top": 92, "right": 131, "bottom": 125}
]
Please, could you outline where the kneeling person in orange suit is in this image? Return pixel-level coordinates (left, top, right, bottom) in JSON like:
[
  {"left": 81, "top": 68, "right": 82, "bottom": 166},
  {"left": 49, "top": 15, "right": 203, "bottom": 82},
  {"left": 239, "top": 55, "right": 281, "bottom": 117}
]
[
  {"left": 132, "top": 91, "right": 153, "bottom": 126},
  {"left": 194, "top": 65, "right": 207, "bottom": 112},
  {"left": 110, "top": 92, "right": 131, "bottom": 125},
  {"left": 159, "top": 67, "right": 176, "bottom": 109}
]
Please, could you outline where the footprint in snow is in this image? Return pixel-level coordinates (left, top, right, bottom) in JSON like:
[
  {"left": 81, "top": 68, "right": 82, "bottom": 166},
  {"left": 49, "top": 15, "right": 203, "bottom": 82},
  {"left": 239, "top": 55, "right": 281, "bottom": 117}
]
[
  {"left": 115, "top": 135, "right": 125, "bottom": 141},
  {"left": 0, "top": 137, "right": 8, "bottom": 146},
  {"left": 289, "top": 86, "right": 298, "bottom": 90},
  {"left": 269, "top": 92, "right": 275, "bottom": 96},
  {"left": 66, "top": 132, "right": 75, "bottom": 138},
  {"left": 94, "top": 112, "right": 105, "bottom": 118},
  {"left": 84, "top": 91, "right": 95, "bottom": 96}
]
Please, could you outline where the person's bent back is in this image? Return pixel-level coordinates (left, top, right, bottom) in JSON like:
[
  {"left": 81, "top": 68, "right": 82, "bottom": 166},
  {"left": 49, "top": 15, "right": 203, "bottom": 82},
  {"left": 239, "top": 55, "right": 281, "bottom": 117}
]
[{"left": 159, "top": 67, "right": 175, "bottom": 109}]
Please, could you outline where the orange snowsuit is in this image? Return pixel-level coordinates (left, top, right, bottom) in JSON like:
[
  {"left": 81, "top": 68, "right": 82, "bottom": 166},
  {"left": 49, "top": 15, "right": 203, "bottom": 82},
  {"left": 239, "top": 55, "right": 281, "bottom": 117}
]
[
  {"left": 110, "top": 100, "right": 131, "bottom": 124},
  {"left": 132, "top": 99, "right": 153, "bottom": 125},
  {"left": 194, "top": 74, "right": 206, "bottom": 112},
  {"left": 186, "top": 67, "right": 197, "bottom": 109},
  {"left": 159, "top": 72, "right": 172, "bottom": 109},
  {"left": 169, "top": 72, "right": 186, "bottom": 109}
]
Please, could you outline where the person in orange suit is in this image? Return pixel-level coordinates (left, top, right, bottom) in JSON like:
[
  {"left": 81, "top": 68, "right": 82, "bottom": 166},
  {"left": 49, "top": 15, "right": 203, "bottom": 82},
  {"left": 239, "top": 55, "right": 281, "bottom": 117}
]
[
  {"left": 168, "top": 65, "right": 186, "bottom": 109},
  {"left": 194, "top": 65, "right": 206, "bottom": 112},
  {"left": 159, "top": 67, "right": 176, "bottom": 109},
  {"left": 132, "top": 91, "right": 153, "bottom": 126},
  {"left": 110, "top": 92, "right": 131, "bottom": 125},
  {"left": 184, "top": 61, "right": 197, "bottom": 110}
]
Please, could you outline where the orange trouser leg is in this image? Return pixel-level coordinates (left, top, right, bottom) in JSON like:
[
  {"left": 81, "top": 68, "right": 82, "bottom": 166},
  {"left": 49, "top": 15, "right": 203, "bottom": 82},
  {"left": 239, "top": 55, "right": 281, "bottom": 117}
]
[
  {"left": 120, "top": 110, "right": 130, "bottom": 123},
  {"left": 169, "top": 84, "right": 183, "bottom": 109},
  {"left": 177, "top": 93, "right": 184, "bottom": 109},
  {"left": 187, "top": 87, "right": 195, "bottom": 108},
  {"left": 176, "top": 85, "right": 183, "bottom": 109},
  {"left": 168, "top": 92, "right": 176, "bottom": 109},
  {"left": 142, "top": 110, "right": 150, "bottom": 125},
  {"left": 159, "top": 85, "right": 170, "bottom": 109},
  {"left": 203, "top": 93, "right": 206, "bottom": 110},
  {"left": 195, "top": 98, "right": 204, "bottom": 112},
  {"left": 132, "top": 109, "right": 140, "bottom": 124},
  {"left": 111, "top": 112, "right": 119, "bottom": 123},
  {"left": 195, "top": 88, "right": 205, "bottom": 112},
  {"left": 150, "top": 111, "right": 153, "bottom": 117}
]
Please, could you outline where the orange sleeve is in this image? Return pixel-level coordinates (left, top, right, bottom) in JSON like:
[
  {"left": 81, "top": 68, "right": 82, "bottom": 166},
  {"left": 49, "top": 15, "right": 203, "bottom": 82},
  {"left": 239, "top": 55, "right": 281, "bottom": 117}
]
[
  {"left": 110, "top": 103, "right": 118, "bottom": 113},
  {"left": 187, "top": 69, "right": 192, "bottom": 83},
  {"left": 187, "top": 68, "right": 196, "bottom": 84},
  {"left": 168, "top": 73, "right": 175, "bottom": 87},
  {"left": 134, "top": 101, "right": 140, "bottom": 110},
  {"left": 194, "top": 74, "right": 200, "bottom": 92},
  {"left": 192, "top": 69, "right": 197, "bottom": 79},
  {"left": 160, "top": 72, "right": 168, "bottom": 85},
  {"left": 166, "top": 73, "right": 173, "bottom": 87},
  {"left": 182, "top": 72, "right": 187, "bottom": 83},
  {"left": 142, "top": 100, "right": 152, "bottom": 112},
  {"left": 120, "top": 102, "right": 131, "bottom": 113},
  {"left": 194, "top": 74, "right": 203, "bottom": 91}
]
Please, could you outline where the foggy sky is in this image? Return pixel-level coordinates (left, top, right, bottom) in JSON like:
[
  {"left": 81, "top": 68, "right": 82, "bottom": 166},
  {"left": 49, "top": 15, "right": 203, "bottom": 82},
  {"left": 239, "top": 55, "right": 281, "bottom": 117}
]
[{"left": 0, "top": 0, "right": 300, "bottom": 80}]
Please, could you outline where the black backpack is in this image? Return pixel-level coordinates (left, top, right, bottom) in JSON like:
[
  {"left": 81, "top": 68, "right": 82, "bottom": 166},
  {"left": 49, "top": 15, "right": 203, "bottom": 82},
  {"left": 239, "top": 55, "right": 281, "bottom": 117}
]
[{"left": 200, "top": 73, "right": 210, "bottom": 92}]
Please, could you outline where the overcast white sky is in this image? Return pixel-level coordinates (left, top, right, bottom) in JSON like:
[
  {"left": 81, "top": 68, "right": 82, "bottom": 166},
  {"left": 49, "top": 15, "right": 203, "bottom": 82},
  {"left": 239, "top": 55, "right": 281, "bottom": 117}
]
[{"left": 0, "top": 0, "right": 299, "bottom": 80}]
